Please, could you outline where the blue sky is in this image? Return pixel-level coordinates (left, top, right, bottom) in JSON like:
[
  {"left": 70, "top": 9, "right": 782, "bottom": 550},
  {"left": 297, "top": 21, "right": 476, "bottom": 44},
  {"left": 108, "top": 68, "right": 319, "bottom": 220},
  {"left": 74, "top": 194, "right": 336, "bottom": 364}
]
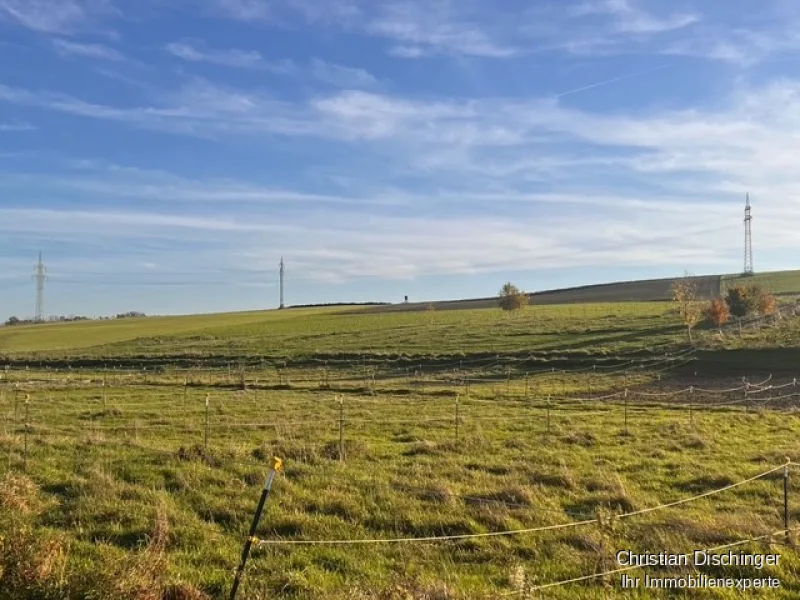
[{"left": 1, "top": 0, "right": 800, "bottom": 318}]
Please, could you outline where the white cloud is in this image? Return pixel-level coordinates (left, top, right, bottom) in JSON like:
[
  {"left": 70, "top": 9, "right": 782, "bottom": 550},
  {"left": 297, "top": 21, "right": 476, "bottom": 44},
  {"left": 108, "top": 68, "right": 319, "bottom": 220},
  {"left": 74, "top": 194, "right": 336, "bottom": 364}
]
[
  {"left": 572, "top": 0, "right": 700, "bottom": 34},
  {"left": 662, "top": 28, "right": 800, "bottom": 66},
  {"left": 365, "top": 1, "right": 517, "bottom": 58},
  {"left": 0, "top": 0, "right": 117, "bottom": 34},
  {"left": 52, "top": 39, "right": 126, "bottom": 61},
  {"left": 309, "top": 59, "right": 377, "bottom": 88},
  {"left": 211, "top": 0, "right": 271, "bottom": 22},
  {"left": 165, "top": 41, "right": 295, "bottom": 72},
  {"left": 3, "top": 62, "right": 800, "bottom": 282},
  {"left": 0, "top": 121, "right": 36, "bottom": 131},
  {"left": 164, "top": 42, "right": 376, "bottom": 88}
]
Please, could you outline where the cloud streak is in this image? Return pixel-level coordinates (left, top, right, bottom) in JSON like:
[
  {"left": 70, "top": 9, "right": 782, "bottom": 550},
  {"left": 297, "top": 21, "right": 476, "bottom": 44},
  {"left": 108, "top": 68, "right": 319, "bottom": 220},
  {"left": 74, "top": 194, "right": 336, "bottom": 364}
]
[{"left": 0, "top": 0, "right": 117, "bottom": 34}]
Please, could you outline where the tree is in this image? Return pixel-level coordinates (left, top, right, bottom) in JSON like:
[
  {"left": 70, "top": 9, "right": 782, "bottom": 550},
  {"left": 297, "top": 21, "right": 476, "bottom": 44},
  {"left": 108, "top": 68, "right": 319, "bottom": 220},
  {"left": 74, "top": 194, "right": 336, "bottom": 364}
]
[
  {"left": 759, "top": 292, "right": 778, "bottom": 316},
  {"left": 725, "top": 286, "right": 750, "bottom": 318},
  {"left": 707, "top": 297, "right": 730, "bottom": 330},
  {"left": 4, "top": 316, "right": 20, "bottom": 326},
  {"left": 499, "top": 282, "right": 529, "bottom": 311},
  {"left": 671, "top": 274, "right": 703, "bottom": 342}
]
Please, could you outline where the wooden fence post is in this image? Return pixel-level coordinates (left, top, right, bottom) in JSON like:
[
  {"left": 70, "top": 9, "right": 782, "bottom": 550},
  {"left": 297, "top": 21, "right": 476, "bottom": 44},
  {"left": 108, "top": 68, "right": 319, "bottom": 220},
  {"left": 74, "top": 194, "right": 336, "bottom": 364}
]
[
  {"left": 785, "top": 462, "right": 792, "bottom": 546},
  {"left": 23, "top": 395, "right": 30, "bottom": 472},
  {"left": 546, "top": 395, "right": 551, "bottom": 436},
  {"left": 204, "top": 394, "right": 210, "bottom": 451},
  {"left": 624, "top": 389, "right": 629, "bottom": 435},
  {"left": 338, "top": 396, "right": 345, "bottom": 462},
  {"left": 455, "top": 395, "right": 460, "bottom": 444}
]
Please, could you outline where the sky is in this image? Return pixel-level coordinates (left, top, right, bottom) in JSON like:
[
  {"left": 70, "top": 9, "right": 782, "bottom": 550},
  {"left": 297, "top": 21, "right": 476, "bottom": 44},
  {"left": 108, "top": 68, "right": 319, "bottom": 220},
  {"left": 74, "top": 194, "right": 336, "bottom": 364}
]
[{"left": 1, "top": 0, "right": 800, "bottom": 319}]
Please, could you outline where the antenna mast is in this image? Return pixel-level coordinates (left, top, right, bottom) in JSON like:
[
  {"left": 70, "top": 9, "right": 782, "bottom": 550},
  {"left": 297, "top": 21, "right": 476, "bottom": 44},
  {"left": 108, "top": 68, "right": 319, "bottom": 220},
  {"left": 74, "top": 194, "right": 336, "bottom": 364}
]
[
  {"left": 279, "top": 257, "right": 285, "bottom": 309},
  {"left": 744, "top": 194, "right": 754, "bottom": 275},
  {"left": 32, "top": 251, "right": 47, "bottom": 321}
]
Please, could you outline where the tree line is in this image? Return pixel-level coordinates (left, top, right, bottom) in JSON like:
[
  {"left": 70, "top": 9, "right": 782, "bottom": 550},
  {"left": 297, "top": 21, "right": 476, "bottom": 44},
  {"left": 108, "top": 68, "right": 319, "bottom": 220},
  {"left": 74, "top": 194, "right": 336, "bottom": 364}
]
[{"left": 4, "top": 312, "right": 146, "bottom": 327}]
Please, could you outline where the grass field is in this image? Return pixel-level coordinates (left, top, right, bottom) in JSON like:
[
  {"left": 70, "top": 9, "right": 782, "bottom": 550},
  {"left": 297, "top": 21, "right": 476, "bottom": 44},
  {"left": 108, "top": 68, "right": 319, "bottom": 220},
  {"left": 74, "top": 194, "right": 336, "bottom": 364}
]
[
  {"left": 0, "top": 302, "right": 685, "bottom": 363},
  {"left": 2, "top": 299, "right": 800, "bottom": 599},
  {"left": 3, "top": 363, "right": 800, "bottom": 599},
  {"left": 722, "top": 270, "right": 800, "bottom": 297}
]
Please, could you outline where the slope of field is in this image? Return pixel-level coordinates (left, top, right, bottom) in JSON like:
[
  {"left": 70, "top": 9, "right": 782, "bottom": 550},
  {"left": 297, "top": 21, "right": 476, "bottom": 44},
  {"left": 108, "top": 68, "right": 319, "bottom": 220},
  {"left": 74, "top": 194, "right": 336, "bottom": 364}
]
[
  {"left": 0, "top": 307, "right": 360, "bottom": 357},
  {"left": 0, "top": 302, "right": 686, "bottom": 363},
  {"left": 366, "top": 274, "right": 723, "bottom": 313},
  {"left": 722, "top": 269, "right": 800, "bottom": 296}
]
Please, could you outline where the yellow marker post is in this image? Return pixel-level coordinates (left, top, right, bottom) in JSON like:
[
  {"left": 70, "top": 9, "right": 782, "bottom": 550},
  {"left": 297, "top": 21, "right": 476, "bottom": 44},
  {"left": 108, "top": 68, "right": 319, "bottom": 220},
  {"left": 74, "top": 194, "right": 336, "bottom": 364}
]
[{"left": 230, "top": 456, "right": 284, "bottom": 600}]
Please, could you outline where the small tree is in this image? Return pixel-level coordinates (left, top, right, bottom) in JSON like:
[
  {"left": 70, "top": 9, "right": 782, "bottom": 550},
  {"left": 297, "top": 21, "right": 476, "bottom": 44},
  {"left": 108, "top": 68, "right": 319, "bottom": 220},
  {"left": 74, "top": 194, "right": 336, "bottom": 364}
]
[
  {"left": 759, "top": 292, "right": 777, "bottom": 316},
  {"left": 707, "top": 296, "right": 730, "bottom": 331},
  {"left": 499, "top": 282, "right": 529, "bottom": 311},
  {"left": 743, "top": 285, "right": 765, "bottom": 314},
  {"left": 725, "top": 286, "right": 750, "bottom": 318},
  {"left": 671, "top": 274, "right": 703, "bottom": 342},
  {"left": 4, "top": 316, "right": 20, "bottom": 326}
]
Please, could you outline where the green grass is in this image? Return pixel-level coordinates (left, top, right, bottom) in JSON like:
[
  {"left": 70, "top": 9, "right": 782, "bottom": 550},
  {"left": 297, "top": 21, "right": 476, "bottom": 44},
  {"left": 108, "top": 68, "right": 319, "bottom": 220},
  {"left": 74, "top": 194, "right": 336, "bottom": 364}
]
[
  {"left": 2, "top": 301, "right": 800, "bottom": 598},
  {"left": 1, "top": 302, "right": 685, "bottom": 362},
  {"left": 3, "top": 366, "right": 800, "bottom": 599},
  {"left": 722, "top": 270, "right": 800, "bottom": 297}
]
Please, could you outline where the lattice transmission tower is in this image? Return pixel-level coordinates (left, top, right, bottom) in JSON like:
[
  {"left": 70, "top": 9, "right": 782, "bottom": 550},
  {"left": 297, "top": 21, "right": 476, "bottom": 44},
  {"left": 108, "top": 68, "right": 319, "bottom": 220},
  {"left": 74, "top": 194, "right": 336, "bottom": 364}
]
[
  {"left": 279, "top": 257, "right": 285, "bottom": 309},
  {"left": 744, "top": 193, "right": 754, "bottom": 275},
  {"left": 32, "top": 251, "right": 47, "bottom": 321}
]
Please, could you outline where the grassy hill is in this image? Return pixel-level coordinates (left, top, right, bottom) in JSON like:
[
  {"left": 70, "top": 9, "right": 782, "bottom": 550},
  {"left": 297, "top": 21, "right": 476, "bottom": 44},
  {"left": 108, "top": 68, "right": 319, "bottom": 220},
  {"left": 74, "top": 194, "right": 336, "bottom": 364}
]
[
  {"left": 722, "top": 269, "right": 800, "bottom": 296},
  {"left": 2, "top": 269, "right": 798, "bottom": 363},
  {"left": 0, "top": 302, "right": 684, "bottom": 364}
]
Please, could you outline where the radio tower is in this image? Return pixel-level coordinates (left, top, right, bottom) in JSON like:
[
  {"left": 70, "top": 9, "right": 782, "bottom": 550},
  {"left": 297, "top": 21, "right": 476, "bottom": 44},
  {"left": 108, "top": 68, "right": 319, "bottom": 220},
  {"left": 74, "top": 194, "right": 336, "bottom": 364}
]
[
  {"left": 32, "top": 251, "right": 47, "bottom": 321},
  {"left": 744, "top": 193, "right": 754, "bottom": 275},
  {"left": 279, "top": 257, "right": 285, "bottom": 309}
]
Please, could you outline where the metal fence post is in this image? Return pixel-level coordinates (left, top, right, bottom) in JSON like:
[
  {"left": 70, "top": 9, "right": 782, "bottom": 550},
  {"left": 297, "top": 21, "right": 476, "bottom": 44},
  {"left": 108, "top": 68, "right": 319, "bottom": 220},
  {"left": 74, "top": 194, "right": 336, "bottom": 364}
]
[{"left": 230, "top": 457, "right": 283, "bottom": 600}]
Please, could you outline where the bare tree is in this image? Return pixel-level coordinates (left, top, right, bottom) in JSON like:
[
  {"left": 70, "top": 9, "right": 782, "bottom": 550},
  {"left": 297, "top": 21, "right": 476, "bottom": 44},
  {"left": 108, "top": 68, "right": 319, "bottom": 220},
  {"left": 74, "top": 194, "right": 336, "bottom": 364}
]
[{"left": 671, "top": 273, "right": 703, "bottom": 342}]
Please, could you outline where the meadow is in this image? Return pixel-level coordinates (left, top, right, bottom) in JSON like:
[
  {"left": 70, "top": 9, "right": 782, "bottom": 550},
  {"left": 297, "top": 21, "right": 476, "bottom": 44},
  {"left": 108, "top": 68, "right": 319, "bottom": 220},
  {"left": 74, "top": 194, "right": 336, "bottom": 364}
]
[
  {"left": 2, "top": 300, "right": 800, "bottom": 599},
  {"left": 0, "top": 302, "right": 682, "bottom": 361}
]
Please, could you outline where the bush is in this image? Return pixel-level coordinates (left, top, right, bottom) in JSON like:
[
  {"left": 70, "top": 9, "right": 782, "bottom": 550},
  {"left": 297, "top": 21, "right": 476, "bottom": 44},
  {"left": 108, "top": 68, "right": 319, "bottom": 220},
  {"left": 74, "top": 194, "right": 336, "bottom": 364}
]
[
  {"left": 725, "top": 286, "right": 750, "bottom": 318},
  {"left": 725, "top": 285, "right": 775, "bottom": 318},
  {"left": 499, "top": 282, "right": 529, "bottom": 311},
  {"left": 707, "top": 297, "right": 730, "bottom": 328},
  {"left": 759, "top": 292, "right": 778, "bottom": 316}
]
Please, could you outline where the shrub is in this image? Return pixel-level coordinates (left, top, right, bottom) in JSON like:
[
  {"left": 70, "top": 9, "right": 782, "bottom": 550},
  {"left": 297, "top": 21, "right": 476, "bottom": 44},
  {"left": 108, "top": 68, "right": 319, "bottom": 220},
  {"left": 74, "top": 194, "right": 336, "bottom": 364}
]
[
  {"left": 499, "top": 282, "right": 529, "bottom": 311},
  {"left": 707, "top": 297, "right": 730, "bottom": 329},
  {"left": 725, "top": 286, "right": 750, "bottom": 318},
  {"left": 759, "top": 292, "right": 778, "bottom": 316}
]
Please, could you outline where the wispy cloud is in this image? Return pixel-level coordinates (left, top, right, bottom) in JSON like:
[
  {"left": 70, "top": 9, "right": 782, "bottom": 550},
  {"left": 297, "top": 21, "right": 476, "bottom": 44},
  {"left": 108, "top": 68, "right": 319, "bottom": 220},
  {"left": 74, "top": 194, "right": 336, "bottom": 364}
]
[
  {"left": 0, "top": 160, "right": 404, "bottom": 208},
  {"left": 52, "top": 38, "right": 126, "bottom": 61},
  {"left": 662, "top": 28, "right": 800, "bottom": 66},
  {"left": 211, "top": 0, "right": 272, "bottom": 22},
  {"left": 572, "top": 0, "right": 700, "bottom": 34},
  {"left": 309, "top": 59, "right": 377, "bottom": 88},
  {"left": 0, "top": 0, "right": 117, "bottom": 34},
  {"left": 0, "top": 121, "right": 36, "bottom": 131},
  {"left": 164, "top": 42, "right": 378, "bottom": 88},
  {"left": 165, "top": 41, "right": 294, "bottom": 72},
  {"left": 365, "top": 1, "right": 517, "bottom": 58}
]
